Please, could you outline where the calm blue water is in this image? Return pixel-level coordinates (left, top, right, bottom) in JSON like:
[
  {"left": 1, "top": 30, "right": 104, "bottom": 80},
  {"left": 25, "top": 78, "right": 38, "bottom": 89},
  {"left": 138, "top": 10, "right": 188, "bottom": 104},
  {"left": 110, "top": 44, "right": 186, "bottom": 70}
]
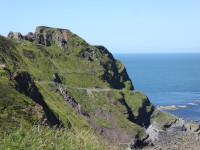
[{"left": 114, "top": 53, "right": 200, "bottom": 122}]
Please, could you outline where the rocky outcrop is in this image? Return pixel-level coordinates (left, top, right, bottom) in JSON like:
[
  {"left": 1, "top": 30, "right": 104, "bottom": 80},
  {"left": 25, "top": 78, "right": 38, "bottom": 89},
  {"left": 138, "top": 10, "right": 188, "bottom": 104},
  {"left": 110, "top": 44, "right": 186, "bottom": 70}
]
[
  {"left": 6, "top": 26, "right": 198, "bottom": 149},
  {"left": 52, "top": 30, "right": 68, "bottom": 51},
  {"left": 94, "top": 45, "right": 115, "bottom": 61},
  {"left": 144, "top": 109, "right": 200, "bottom": 149},
  {"left": 24, "top": 32, "right": 35, "bottom": 42},
  {"left": 34, "top": 26, "right": 68, "bottom": 52},
  {"left": 52, "top": 73, "right": 62, "bottom": 84},
  {"left": 79, "top": 48, "right": 97, "bottom": 61},
  {"left": 145, "top": 130, "right": 200, "bottom": 150},
  {"left": 8, "top": 26, "right": 68, "bottom": 53},
  {"left": 8, "top": 32, "right": 23, "bottom": 41},
  {"left": 184, "top": 120, "right": 200, "bottom": 134},
  {"left": 165, "top": 118, "right": 186, "bottom": 132},
  {"left": 6, "top": 27, "right": 134, "bottom": 91},
  {"left": 55, "top": 84, "right": 145, "bottom": 148},
  {"left": 90, "top": 109, "right": 136, "bottom": 148},
  {"left": 56, "top": 84, "right": 88, "bottom": 116}
]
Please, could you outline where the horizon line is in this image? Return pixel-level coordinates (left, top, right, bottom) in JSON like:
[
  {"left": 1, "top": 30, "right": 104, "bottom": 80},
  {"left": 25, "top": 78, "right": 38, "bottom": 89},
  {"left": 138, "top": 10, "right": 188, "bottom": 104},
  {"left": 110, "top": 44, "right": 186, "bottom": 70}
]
[{"left": 113, "top": 52, "right": 200, "bottom": 54}]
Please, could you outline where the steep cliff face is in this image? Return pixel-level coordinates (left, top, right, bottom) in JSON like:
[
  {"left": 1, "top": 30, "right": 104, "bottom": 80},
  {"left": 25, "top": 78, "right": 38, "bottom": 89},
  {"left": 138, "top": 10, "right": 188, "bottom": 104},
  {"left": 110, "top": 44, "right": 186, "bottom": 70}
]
[
  {"left": 13, "top": 71, "right": 62, "bottom": 126},
  {"left": 0, "top": 26, "right": 156, "bottom": 148}
]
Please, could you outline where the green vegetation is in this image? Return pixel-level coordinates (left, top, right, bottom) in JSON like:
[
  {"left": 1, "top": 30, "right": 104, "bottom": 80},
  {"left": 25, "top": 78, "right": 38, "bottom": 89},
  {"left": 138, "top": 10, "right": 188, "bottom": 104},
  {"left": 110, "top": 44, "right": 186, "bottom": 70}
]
[
  {"left": 0, "top": 26, "right": 168, "bottom": 149},
  {"left": 0, "top": 125, "right": 118, "bottom": 150},
  {"left": 65, "top": 87, "right": 146, "bottom": 136},
  {"left": 0, "top": 75, "right": 40, "bottom": 131},
  {"left": 36, "top": 82, "right": 92, "bottom": 131},
  {"left": 123, "top": 90, "right": 153, "bottom": 117},
  {"left": 94, "top": 117, "right": 112, "bottom": 128},
  {"left": 150, "top": 109, "right": 177, "bottom": 130}
]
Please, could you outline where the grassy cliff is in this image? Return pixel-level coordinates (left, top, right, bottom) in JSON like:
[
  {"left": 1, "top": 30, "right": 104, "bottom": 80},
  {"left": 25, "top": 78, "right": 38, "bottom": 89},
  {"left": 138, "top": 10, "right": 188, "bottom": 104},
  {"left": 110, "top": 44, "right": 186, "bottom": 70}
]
[{"left": 0, "top": 26, "right": 155, "bottom": 149}]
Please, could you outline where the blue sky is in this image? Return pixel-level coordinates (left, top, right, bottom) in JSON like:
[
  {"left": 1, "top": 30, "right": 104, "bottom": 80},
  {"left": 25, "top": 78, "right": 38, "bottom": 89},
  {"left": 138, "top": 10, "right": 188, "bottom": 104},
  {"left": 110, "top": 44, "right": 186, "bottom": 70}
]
[{"left": 1, "top": 0, "right": 200, "bottom": 53}]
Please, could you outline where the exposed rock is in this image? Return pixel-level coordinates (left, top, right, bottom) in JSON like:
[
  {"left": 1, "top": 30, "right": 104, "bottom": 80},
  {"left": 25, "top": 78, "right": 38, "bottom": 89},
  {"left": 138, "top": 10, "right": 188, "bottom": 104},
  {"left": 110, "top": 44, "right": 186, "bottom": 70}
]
[
  {"left": 145, "top": 109, "right": 200, "bottom": 149},
  {"left": 94, "top": 45, "right": 115, "bottom": 61},
  {"left": 79, "top": 48, "right": 96, "bottom": 61},
  {"left": 56, "top": 84, "right": 88, "bottom": 116},
  {"left": 24, "top": 32, "right": 35, "bottom": 42},
  {"left": 184, "top": 120, "right": 200, "bottom": 134},
  {"left": 144, "top": 131, "right": 200, "bottom": 150},
  {"left": 43, "top": 33, "right": 51, "bottom": 46},
  {"left": 52, "top": 73, "right": 62, "bottom": 84},
  {"left": 178, "top": 105, "right": 187, "bottom": 108},
  {"left": 35, "top": 26, "right": 44, "bottom": 33},
  {"left": 6, "top": 26, "right": 200, "bottom": 149},
  {"left": 184, "top": 102, "right": 198, "bottom": 105},
  {"left": 8, "top": 32, "right": 23, "bottom": 41},
  {"left": 56, "top": 84, "right": 144, "bottom": 148},
  {"left": 61, "top": 29, "right": 68, "bottom": 42},
  {"left": 34, "top": 27, "right": 68, "bottom": 51},
  {"left": 52, "top": 31, "right": 68, "bottom": 52},
  {"left": 158, "top": 105, "right": 177, "bottom": 110},
  {"left": 8, "top": 26, "right": 68, "bottom": 52},
  {"left": 91, "top": 108, "right": 136, "bottom": 148},
  {"left": 145, "top": 124, "right": 159, "bottom": 142},
  {"left": 165, "top": 118, "right": 186, "bottom": 132},
  {"left": 35, "top": 33, "right": 45, "bottom": 45}
]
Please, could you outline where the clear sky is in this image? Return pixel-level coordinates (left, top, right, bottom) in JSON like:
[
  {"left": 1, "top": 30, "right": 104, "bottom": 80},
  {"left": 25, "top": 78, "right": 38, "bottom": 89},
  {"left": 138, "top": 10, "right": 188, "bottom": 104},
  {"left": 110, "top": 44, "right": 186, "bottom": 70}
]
[{"left": 1, "top": 0, "right": 200, "bottom": 53}]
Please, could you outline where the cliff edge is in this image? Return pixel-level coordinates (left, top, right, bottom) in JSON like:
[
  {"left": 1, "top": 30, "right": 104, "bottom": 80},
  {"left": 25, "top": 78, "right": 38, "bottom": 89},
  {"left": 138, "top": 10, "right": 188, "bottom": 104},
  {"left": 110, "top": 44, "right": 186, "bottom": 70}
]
[{"left": 1, "top": 26, "right": 197, "bottom": 149}]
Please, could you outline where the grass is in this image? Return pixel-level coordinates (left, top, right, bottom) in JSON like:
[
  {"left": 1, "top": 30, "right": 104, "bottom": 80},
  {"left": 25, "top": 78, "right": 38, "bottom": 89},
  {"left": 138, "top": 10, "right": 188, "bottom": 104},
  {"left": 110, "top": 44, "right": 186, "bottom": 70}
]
[
  {"left": 0, "top": 125, "right": 119, "bottom": 150},
  {"left": 0, "top": 75, "right": 41, "bottom": 131},
  {"left": 93, "top": 117, "right": 112, "bottom": 129},
  {"left": 122, "top": 90, "right": 153, "bottom": 117},
  {"left": 150, "top": 109, "right": 177, "bottom": 130},
  {"left": 0, "top": 27, "right": 171, "bottom": 148},
  {"left": 64, "top": 86, "right": 146, "bottom": 137},
  {"left": 35, "top": 82, "right": 92, "bottom": 131}
]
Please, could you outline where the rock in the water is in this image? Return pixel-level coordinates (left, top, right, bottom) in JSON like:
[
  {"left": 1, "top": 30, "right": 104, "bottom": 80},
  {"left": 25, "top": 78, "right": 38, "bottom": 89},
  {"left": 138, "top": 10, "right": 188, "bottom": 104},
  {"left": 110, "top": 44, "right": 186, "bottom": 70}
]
[{"left": 158, "top": 105, "right": 177, "bottom": 110}]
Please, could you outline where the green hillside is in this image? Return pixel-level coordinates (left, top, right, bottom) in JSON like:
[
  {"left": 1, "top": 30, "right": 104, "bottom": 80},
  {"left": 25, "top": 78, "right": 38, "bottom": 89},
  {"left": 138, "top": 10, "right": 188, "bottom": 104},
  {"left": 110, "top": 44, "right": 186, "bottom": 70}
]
[{"left": 0, "top": 26, "right": 158, "bottom": 149}]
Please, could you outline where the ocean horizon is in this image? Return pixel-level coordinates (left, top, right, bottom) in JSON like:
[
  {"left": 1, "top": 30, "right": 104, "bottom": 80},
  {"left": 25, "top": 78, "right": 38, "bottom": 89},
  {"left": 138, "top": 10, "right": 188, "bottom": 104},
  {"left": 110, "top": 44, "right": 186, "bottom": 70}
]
[{"left": 114, "top": 53, "right": 200, "bottom": 122}]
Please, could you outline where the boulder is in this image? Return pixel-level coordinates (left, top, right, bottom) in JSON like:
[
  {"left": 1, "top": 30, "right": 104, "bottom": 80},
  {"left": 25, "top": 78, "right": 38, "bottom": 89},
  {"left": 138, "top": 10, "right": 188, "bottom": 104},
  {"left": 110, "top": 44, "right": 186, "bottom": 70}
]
[
  {"left": 165, "top": 119, "right": 186, "bottom": 132},
  {"left": 8, "top": 32, "right": 23, "bottom": 41},
  {"left": 184, "top": 120, "right": 200, "bottom": 134},
  {"left": 24, "top": 32, "right": 35, "bottom": 42}
]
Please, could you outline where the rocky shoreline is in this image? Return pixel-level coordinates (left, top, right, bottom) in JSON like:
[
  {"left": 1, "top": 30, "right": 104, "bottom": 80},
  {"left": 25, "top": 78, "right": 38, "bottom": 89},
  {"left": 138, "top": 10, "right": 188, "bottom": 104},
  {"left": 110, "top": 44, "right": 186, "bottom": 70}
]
[
  {"left": 145, "top": 130, "right": 200, "bottom": 150},
  {"left": 143, "top": 111, "right": 200, "bottom": 150}
]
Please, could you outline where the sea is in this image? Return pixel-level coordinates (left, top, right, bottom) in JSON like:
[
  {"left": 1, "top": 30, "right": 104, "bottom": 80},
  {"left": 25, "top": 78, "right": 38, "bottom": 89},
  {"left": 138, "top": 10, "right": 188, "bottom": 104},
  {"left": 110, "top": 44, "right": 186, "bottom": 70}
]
[{"left": 114, "top": 53, "right": 200, "bottom": 122}]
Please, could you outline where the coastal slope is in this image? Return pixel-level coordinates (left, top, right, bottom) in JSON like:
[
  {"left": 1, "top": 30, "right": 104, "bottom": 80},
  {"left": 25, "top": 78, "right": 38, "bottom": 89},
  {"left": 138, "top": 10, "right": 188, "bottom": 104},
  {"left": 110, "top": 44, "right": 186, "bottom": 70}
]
[
  {"left": 0, "top": 26, "right": 154, "bottom": 149},
  {"left": 1, "top": 26, "right": 199, "bottom": 149}
]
